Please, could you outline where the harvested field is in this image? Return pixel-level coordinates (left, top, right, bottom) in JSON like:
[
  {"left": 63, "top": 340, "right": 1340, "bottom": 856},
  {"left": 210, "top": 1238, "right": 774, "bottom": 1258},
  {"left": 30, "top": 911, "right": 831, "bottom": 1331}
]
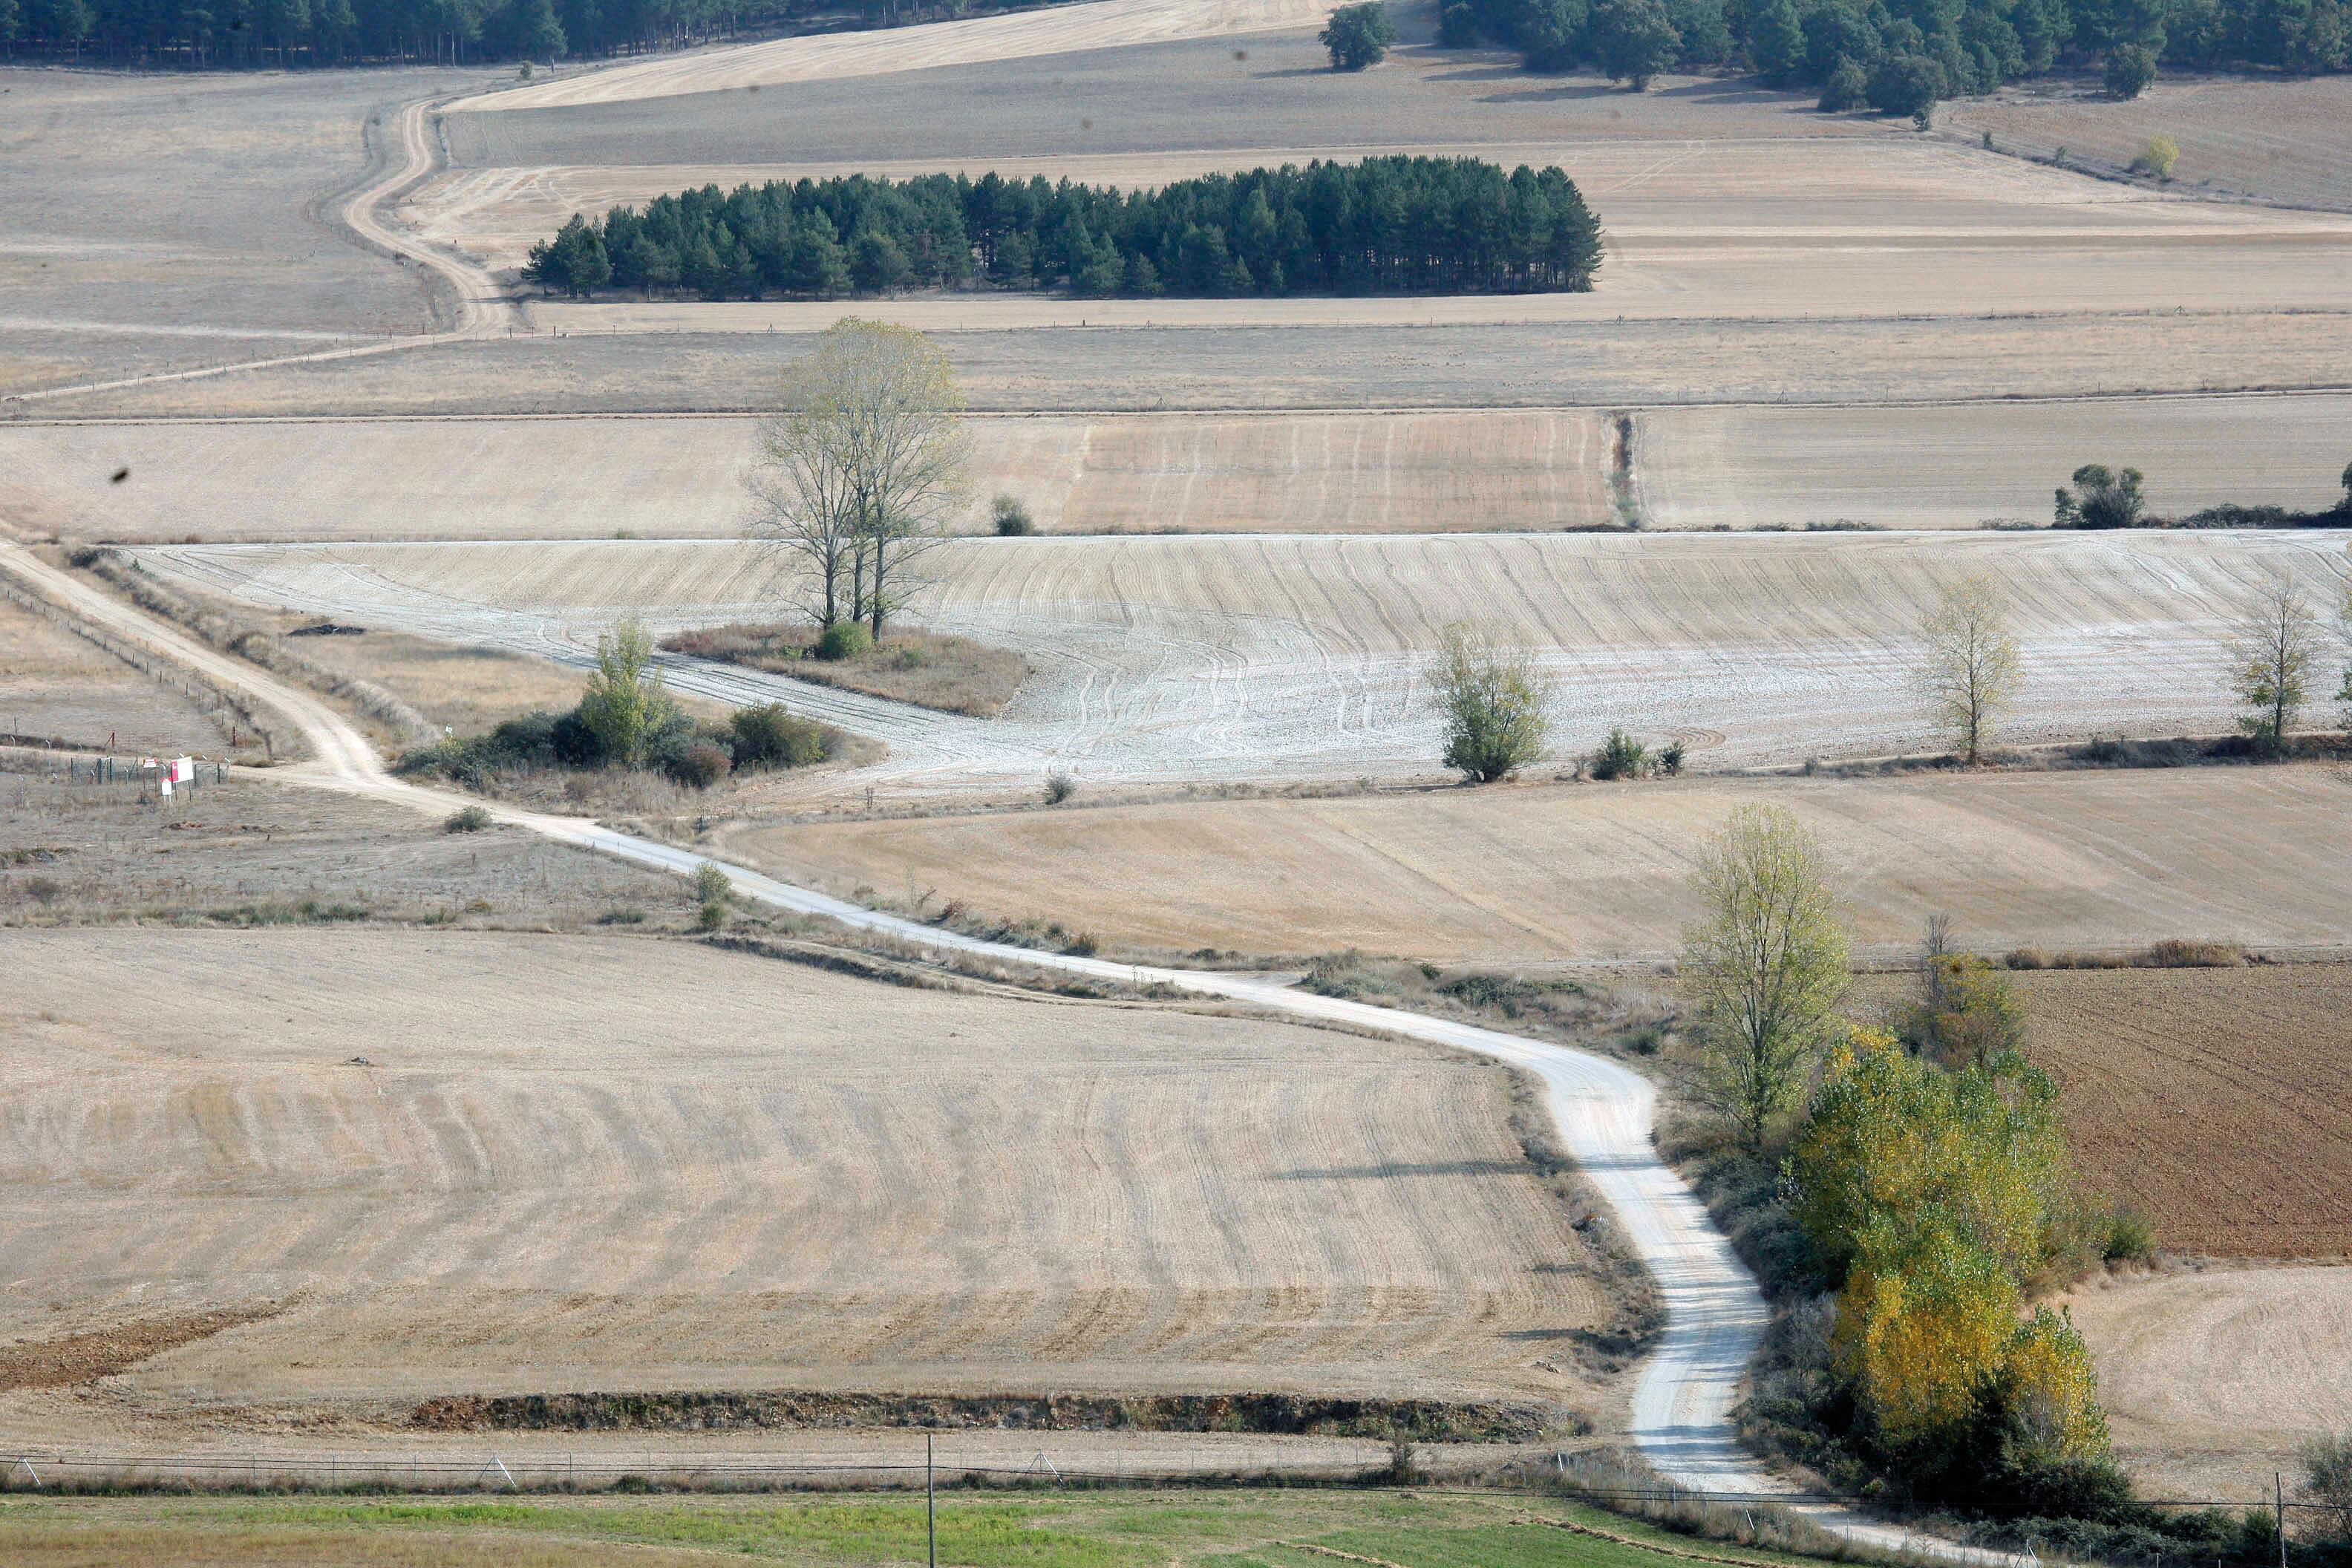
[
  {"left": 0, "top": 765, "right": 679, "bottom": 927},
  {"left": 273, "top": 625, "right": 594, "bottom": 734},
  {"left": 52, "top": 310, "right": 2352, "bottom": 418},
  {"left": 2066, "top": 1265, "right": 2352, "bottom": 1499},
  {"left": 1633, "top": 393, "right": 2352, "bottom": 528},
  {"left": 1948, "top": 74, "right": 2352, "bottom": 214},
  {"left": 0, "top": 63, "right": 477, "bottom": 392},
  {"left": 0, "top": 926, "right": 1617, "bottom": 1419},
  {"left": 2009, "top": 964, "right": 2352, "bottom": 1260},
  {"left": 128, "top": 530, "right": 2352, "bottom": 787},
  {"left": 664, "top": 624, "right": 1031, "bottom": 718},
  {"left": 462, "top": 0, "right": 1333, "bottom": 109},
  {"left": 717, "top": 767, "right": 2352, "bottom": 964},
  {"left": 0, "top": 594, "right": 232, "bottom": 754},
  {"left": 0, "top": 410, "right": 1618, "bottom": 540}
]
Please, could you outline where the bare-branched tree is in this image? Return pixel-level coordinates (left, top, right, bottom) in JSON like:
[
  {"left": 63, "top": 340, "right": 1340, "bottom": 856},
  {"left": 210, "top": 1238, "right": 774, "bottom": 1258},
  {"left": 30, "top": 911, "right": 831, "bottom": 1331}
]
[
  {"left": 744, "top": 318, "right": 970, "bottom": 638},
  {"left": 1916, "top": 575, "right": 2024, "bottom": 764}
]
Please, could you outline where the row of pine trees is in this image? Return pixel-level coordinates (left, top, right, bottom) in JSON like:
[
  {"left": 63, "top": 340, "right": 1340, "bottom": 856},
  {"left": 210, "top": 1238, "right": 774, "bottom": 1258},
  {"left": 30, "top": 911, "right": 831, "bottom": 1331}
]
[{"left": 523, "top": 157, "right": 1605, "bottom": 301}]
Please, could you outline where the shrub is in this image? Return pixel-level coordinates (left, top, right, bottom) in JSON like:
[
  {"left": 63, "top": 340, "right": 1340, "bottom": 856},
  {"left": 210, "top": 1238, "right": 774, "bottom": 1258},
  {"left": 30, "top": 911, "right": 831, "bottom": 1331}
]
[
  {"left": 693, "top": 863, "right": 732, "bottom": 904},
  {"left": 697, "top": 901, "right": 726, "bottom": 931},
  {"left": 815, "top": 621, "right": 874, "bottom": 662},
  {"left": 2054, "top": 464, "right": 2146, "bottom": 529},
  {"left": 1590, "top": 727, "right": 1649, "bottom": 781},
  {"left": 1659, "top": 739, "right": 1688, "bottom": 776},
  {"left": 1319, "top": 0, "right": 1396, "bottom": 69},
  {"left": 1043, "top": 769, "right": 1077, "bottom": 805},
  {"left": 1902, "top": 953, "right": 2026, "bottom": 1068},
  {"left": 2104, "top": 42, "right": 2157, "bottom": 99},
  {"left": 1431, "top": 625, "right": 1552, "bottom": 783},
  {"left": 2131, "top": 133, "right": 2180, "bottom": 179},
  {"left": 991, "top": 494, "right": 1036, "bottom": 536},
  {"left": 2139, "top": 937, "right": 2244, "bottom": 967},
  {"left": 1437, "top": 0, "right": 1480, "bottom": 43},
  {"left": 1817, "top": 55, "right": 1870, "bottom": 109},
  {"left": 731, "top": 703, "right": 830, "bottom": 769},
  {"left": 1866, "top": 52, "right": 1946, "bottom": 120},
  {"left": 667, "top": 739, "right": 733, "bottom": 789},
  {"left": 2004, "top": 946, "right": 2051, "bottom": 970},
  {"left": 2103, "top": 1207, "right": 2157, "bottom": 1263},
  {"left": 445, "top": 805, "right": 492, "bottom": 833}
]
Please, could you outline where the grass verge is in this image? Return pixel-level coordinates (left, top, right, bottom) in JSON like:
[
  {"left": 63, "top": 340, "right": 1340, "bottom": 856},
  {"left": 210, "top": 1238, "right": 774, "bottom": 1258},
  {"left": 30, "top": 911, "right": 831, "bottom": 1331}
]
[{"left": 662, "top": 622, "right": 1029, "bottom": 719}]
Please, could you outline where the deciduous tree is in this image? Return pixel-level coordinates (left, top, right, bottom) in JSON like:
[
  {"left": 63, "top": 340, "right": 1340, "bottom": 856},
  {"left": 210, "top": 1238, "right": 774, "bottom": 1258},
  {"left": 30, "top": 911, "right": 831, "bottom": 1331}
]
[
  {"left": 1916, "top": 575, "right": 2023, "bottom": 764},
  {"left": 2230, "top": 570, "right": 2320, "bottom": 748},
  {"left": 1428, "top": 624, "right": 1552, "bottom": 782}
]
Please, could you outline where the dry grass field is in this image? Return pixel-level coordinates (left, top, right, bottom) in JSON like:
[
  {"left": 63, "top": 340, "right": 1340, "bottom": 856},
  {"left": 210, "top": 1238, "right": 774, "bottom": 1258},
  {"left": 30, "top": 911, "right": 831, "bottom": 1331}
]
[
  {"left": 713, "top": 767, "right": 2352, "bottom": 964},
  {"left": 2066, "top": 1265, "right": 2352, "bottom": 1499},
  {"left": 0, "top": 595, "right": 231, "bottom": 754},
  {"left": 126, "top": 529, "right": 2352, "bottom": 785},
  {"left": 2010, "top": 964, "right": 2352, "bottom": 1260},
  {"left": 0, "top": 926, "right": 1616, "bottom": 1430},
  {"left": 1948, "top": 74, "right": 2352, "bottom": 213}
]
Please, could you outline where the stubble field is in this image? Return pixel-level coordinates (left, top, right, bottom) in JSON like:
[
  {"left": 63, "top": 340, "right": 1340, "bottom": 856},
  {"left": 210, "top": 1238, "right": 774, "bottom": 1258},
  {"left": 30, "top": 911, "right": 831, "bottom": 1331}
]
[{"left": 0, "top": 926, "right": 1614, "bottom": 1439}]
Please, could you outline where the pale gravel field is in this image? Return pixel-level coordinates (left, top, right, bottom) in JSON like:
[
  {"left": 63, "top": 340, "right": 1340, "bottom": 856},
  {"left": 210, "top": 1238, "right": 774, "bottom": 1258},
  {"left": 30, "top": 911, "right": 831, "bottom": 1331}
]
[
  {"left": 0, "top": 927, "right": 1611, "bottom": 1422},
  {"left": 722, "top": 766, "right": 2352, "bottom": 964},
  {"left": 125, "top": 529, "right": 2352, "bottom": 791},
  {"left": 2065, "top": 1266, "right": 2352, "bottom": 1500}
]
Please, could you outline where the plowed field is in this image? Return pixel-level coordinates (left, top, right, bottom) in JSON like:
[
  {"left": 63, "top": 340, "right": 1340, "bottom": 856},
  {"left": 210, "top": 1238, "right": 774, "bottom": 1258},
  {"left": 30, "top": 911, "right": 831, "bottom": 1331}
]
[{"left": 2015, "top": 964, "right": 2352, "bottom": 1259}]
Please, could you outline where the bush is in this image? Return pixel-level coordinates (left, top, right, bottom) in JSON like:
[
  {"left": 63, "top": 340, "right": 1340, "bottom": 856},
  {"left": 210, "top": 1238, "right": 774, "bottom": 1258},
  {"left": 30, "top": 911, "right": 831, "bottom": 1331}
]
[
  {"left": 667, "top": 739, "right": 733, "bottom": 789},
  {"left": 1319, "top": 0, "right": 1397, "bottom": 68},
  {"left": 2104, "top": 42, "right": 2157, "bottom": 99},
  {"left": 815, "top": 621, "right": 875, "bottom": 662},
  {"left": 1867, "top": 52, "right": 1946, "bottom": 119},
  {"left": 991, "top": 494, "right": 1035, "bottom": 535},
  {"left": 2140, "top": 936, "right": 2244, "bottom": 967},
  {"left": 1902, "top": 953, "right": 2026, "bottom": 1068},
  {"left": 445, "top": 805, "right": 492, "bottom": 833},
  {"left": 1590, "top": 727, "right": 1650, "bottom": 780},
  {"left": 2103, "top": 1207, "right": 2157, "bottom": 1263},
  {"left": 731, "top": 703, "right": 830, "bottom": 769},
  {"left": 693, "top": 863, "right": 732, "bottom": 904},
  {"left": 1043, "top": 769, "right": 1077, "bottom": 804},
  {"left": 1437, "top": 0, "right": 1480, "bottom": 43},
  {"left": 2054, "top": 463, "right": 2146, "bottom": 529},
  {"left": 1659, "top": 739, "right": 1688, "bottom": 776},
  {"left": 697, "top": 901, "right": 726, "bottom": 930},
  {"left": 2131, "top": 132, "right": 2180, "bottom": 179}
]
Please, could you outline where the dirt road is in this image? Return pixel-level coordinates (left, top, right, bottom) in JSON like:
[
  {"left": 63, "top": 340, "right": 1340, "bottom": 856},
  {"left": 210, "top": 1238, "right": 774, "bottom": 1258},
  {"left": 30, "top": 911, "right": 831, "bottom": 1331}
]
[{"left": 0, "top": 538, "right": 2013, "bottom": 1564}]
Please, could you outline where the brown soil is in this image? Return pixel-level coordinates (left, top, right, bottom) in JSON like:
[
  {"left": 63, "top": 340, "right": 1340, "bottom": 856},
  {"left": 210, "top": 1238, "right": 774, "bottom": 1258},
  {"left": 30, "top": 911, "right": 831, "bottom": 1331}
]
[
  {"left": 0, "top": 1304, "right": 284, "bottom": 1392},
  {"left": 2008, "top": 964, "right": 2352, "bottom": 1259}
]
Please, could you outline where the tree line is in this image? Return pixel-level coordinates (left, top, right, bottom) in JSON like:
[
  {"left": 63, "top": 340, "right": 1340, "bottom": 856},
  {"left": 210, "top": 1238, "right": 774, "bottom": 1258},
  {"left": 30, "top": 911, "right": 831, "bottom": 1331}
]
[
  {"left": 521, "top": 157, "right": 1604, "bottom": 301},
  {"left": 0, "top": 0, "right": 1040, "bottom": 69},
  {"left": 1437, "top": 0, "right": 2348, "bottom": 116}
]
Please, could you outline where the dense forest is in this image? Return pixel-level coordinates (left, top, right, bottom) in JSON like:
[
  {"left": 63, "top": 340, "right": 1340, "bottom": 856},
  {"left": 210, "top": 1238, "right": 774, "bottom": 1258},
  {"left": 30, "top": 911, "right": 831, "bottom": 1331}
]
[
  {"left": 0, "top": 0, "right": 1025, "bottom": 68},
  {"left": 522, "top": 157, "right": 1607, "bottom": 300},
  {"left": 1442, "top": 0, "right": 2348, "bottom": 113}
]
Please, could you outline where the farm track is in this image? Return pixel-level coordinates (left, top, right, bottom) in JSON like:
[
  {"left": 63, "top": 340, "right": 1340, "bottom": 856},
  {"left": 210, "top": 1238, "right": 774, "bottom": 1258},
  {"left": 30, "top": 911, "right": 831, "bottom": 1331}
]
[{"left": 0, "top": 537, "right": 2019, "bottom": 1566}]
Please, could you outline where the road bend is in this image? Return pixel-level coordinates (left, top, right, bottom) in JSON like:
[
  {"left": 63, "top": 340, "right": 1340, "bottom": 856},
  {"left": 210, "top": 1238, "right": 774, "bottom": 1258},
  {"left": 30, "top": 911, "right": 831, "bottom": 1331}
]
[{"left": 0, "top": 539, "right": 2017, "bottom": 1566}]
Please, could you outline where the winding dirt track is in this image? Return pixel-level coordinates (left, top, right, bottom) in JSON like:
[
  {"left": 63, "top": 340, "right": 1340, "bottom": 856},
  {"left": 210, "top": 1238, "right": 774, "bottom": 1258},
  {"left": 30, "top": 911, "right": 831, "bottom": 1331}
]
[{"left": 0, "top": 538, "right": 2017, "bottom": 1564}]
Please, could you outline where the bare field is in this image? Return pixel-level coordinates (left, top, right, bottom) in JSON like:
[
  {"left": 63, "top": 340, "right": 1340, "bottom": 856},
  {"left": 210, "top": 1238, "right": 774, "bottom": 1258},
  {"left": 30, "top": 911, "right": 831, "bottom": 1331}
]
[
  {"left": 1634, "top": 393, "right": 2352, "bottom": 527},
  {"left": 128, "top": 530, "right": 2352, "bottom": 787},
  {"left": 0, "top": 926, "right": 1613, "bottom": 1422},
  {"left": 2066, "top": 1265, "right": 2352, "bottom": 1499},
  {"left": 27, "top": 397, "right": 2351, "bottom": 542},
  {"left": 1, "top": 411, "right": 1616, "bottom": 541},
  {"left": 1948, "top": 74, "right": 2352, "bottom": 214},
  {"left": 463, "top": 0, "right": 1333, "bottom": 109},
  {"left": 50, "top": 308, "right": 2352, "bottom": 419},
  {"left": 0, "top": 64, "right": 484, "bottom": 392},
  {"left": 2010, "top": 965, "right": 2352, "bottom": 1260},
  {"left": 0, "top": 595, "right": 230, "bottom": 754},
  {"left": 712, "top": 767, "right": 2352, "bottom": 964}
]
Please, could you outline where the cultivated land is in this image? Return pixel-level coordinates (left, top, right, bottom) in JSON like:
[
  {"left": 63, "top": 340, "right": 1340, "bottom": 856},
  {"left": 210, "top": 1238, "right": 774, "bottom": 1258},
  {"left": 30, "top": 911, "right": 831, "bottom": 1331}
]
[
  {"left": 2010, "top": 964, "right": 2352, "bottom": 1260},
  {"left": 2067, "top": 1265, "right": 2352, "bottom": 1500},
  {"left": 0, "top": 595, "right": 229, "bottom": 754},
  {"left": 0, "top": 1489, "right": 1848, "bottom": 1568},
  {"left": 712, "top": 768, "right": 2352, "bottom": 964},
  {"left": 128, "top": 529, "right": 2352, "bottom": 787},
  {"left": 0, "top": 927, "right": 1618, "bottom": 1434}
]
